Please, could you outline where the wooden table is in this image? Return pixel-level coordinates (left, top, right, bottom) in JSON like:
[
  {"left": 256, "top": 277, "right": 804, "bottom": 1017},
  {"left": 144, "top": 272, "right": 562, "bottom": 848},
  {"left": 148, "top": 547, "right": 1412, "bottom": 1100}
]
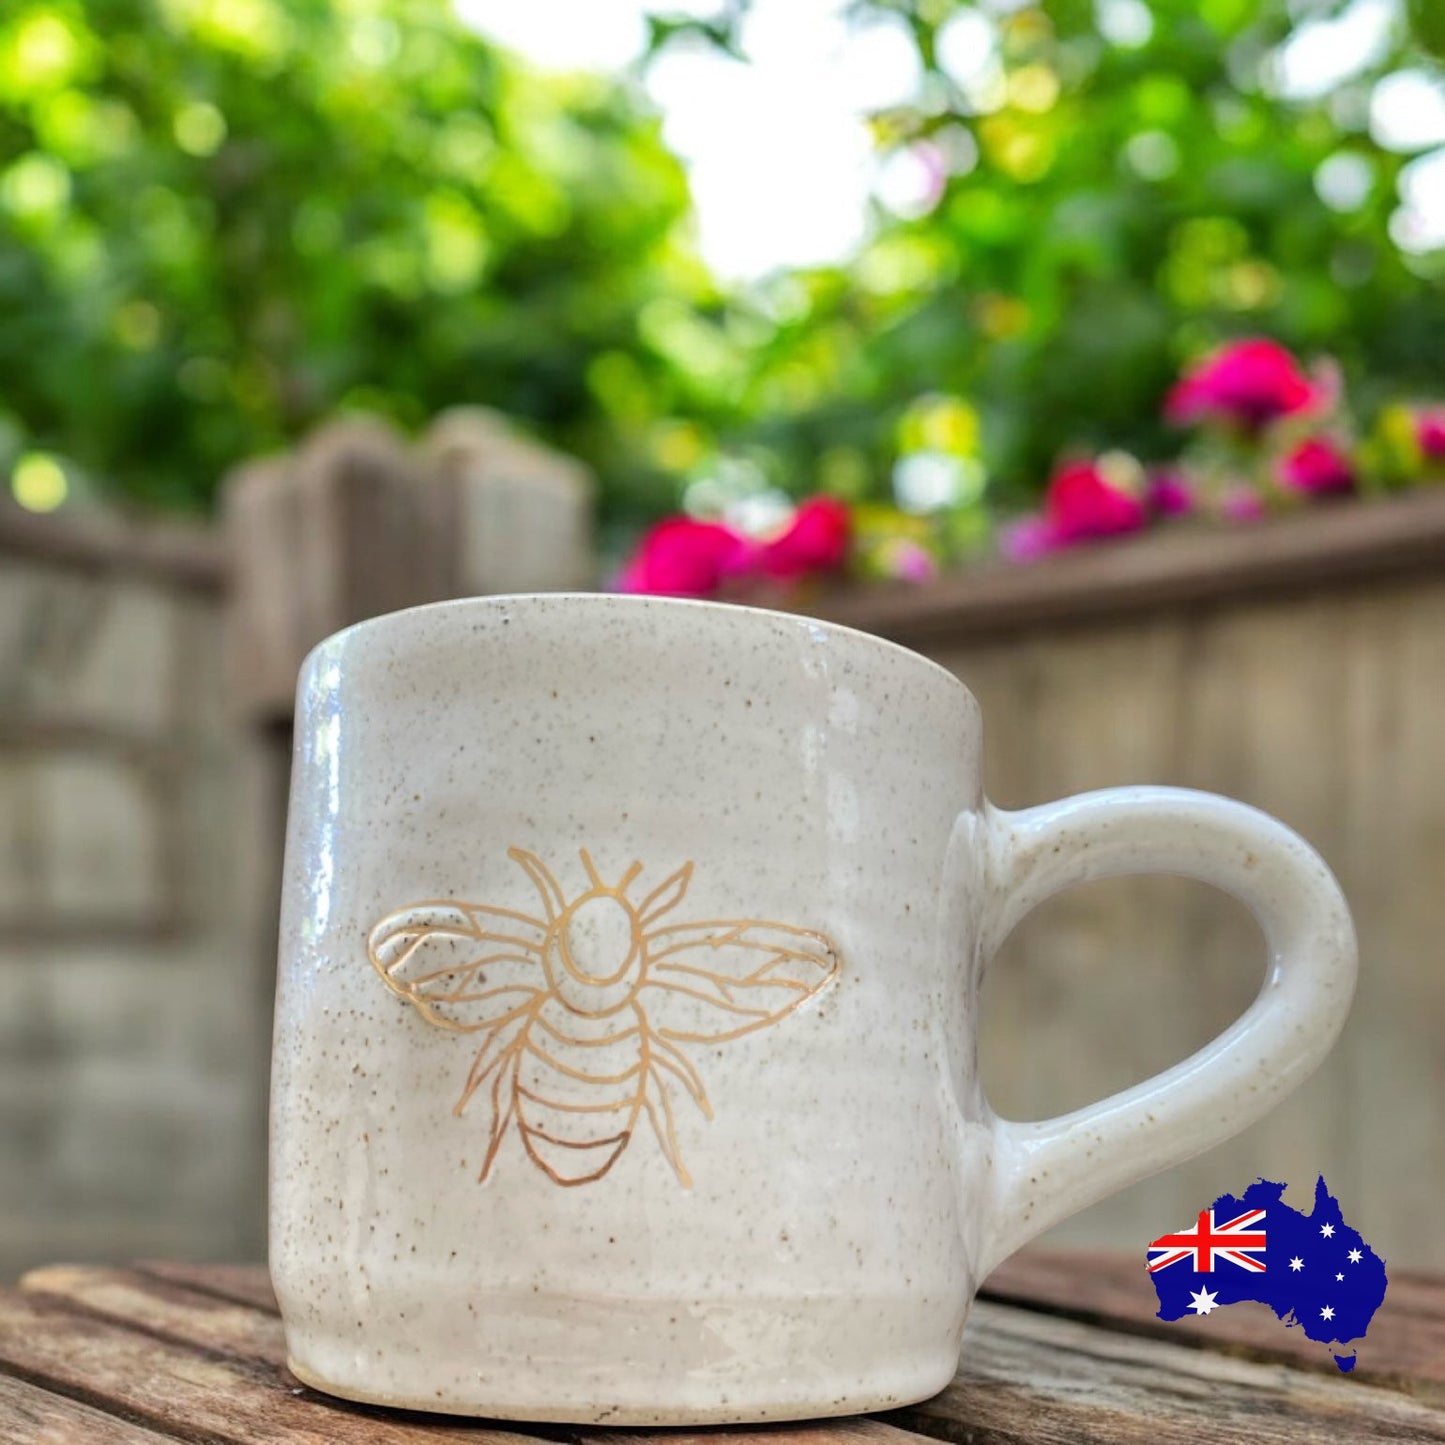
[{"left": 1, "top": 1251, "right": 1441, "bottom": 1443}]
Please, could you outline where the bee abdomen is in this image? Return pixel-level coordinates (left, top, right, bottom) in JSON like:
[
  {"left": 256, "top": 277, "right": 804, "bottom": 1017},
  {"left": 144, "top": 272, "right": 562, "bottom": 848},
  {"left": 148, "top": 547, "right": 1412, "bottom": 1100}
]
[{"left": 514, "top": 1001, "right": 647, "bottom": 1184}]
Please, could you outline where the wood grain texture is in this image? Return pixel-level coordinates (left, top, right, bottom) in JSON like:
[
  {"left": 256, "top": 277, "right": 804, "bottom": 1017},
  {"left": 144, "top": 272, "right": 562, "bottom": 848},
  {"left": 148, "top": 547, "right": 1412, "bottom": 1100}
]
[
  {"left": 21, "top": 1265, "right": 283, "bottom": 1364},
  {"left": 6, "top": 1262, "right": 1443, "bottom": 1442},
  {"left": 135, "top": 1261, "right": 281, "bottom": 1315},
  {"left": 983, "top": 1250, "right": 1445, "bottom": 1400},
  {"left": 221, "top": 454, "right": 307, "bottom": 718},
  {"left": 3, "top": 1268, "right": 936, "bottom": 1445},
  {"left": 889, "top": 1300, "right": 1445, "bottom": 1445},
  {"left": 0, "top": 501, "right": 225, "bottom": 591},
  {"left": 0, "top": 1285, "right": 546, "bottom": 1443},
  {"left": 0, "top": 1372, "right": 177, "bottom": 1443},
  {"left": 423, "top": 407, "right": 595, "bottom": 597},
  {"left": 222, "top": 417, "right": 448, "bottom": 719}
]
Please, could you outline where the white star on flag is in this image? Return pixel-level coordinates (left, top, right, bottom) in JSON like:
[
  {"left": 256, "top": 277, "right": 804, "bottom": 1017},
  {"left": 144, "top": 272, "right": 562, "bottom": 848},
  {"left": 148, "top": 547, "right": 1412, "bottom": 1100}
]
[
  {"left": 1188, "top": 1288, "right": 1219, "bottom": 1316},
  {"left": 1321, "top": 1224, "right": 1335, "bottom": 1238},
  {"left": 1348, "top": 1248, "right": 1362, "bottom": 1262},
  {"left": 1321, "top": 1305, "right": 1335, "bottom": 1321},
  {"left": 1289, "top": 1257, "right": 1304, "bottom": 1271},
  {"left": 1336, "top": 1273, "right": 1344, "bottom": 1281}
]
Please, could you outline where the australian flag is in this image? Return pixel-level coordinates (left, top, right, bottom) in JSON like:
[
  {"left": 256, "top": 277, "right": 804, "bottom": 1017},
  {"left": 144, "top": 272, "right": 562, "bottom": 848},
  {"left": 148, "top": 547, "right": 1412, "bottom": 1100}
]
[{"left": 1147, "top": 1176, "right": 1389, "bottom": 1372}]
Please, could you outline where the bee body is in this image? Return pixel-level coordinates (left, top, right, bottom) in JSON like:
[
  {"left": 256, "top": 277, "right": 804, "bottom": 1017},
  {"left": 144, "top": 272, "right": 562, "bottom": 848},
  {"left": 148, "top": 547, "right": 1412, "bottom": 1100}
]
[
  {"left": 369, "top": 848, "right": 839, "bottom": 1189},
  {"left": 513, "top": 998, "right": 647, "bottom": 1184}
]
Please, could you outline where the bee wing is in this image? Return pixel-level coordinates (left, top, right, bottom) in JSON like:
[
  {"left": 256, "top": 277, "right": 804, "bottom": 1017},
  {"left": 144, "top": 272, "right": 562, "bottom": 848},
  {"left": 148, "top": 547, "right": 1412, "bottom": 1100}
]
[
  {"left": 641, "top": 920, "right": 840, "bottom": 1043},
  {"left": 477, "top": 1042, "right": 524, "bottom": 1182},
  {"left": 643, "top": 1060, "right": 694, "bottom": 1188},
  {"left": 458, "top": 1008, "right": 531, "bottom": 1114},
  {"left": 368, "top": 900, "right": 548, "bottom": 1033}
]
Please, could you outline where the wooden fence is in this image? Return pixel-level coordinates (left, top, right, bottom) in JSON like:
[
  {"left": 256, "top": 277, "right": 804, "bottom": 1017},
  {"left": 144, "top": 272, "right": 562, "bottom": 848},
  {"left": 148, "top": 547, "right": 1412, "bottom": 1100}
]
[
  {"left": 3, "top": 447, "right": 1444, "bottom": 1274},
  {"left": 0, "top": 503, "right": 272, "bottom": 1274}
]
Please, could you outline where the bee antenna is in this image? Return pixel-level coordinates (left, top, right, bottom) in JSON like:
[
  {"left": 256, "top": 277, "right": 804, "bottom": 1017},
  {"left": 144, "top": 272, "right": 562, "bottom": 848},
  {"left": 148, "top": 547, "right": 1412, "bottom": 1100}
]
[{"left": 579, "top": 848, "right": 604, "bottom": 889}]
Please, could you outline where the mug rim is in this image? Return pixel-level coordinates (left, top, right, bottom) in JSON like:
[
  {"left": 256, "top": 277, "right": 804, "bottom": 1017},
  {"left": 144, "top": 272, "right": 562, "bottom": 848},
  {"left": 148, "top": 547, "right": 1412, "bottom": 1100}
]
[{"left": 305, "top": 591, "right": 975, "bottom": 712}]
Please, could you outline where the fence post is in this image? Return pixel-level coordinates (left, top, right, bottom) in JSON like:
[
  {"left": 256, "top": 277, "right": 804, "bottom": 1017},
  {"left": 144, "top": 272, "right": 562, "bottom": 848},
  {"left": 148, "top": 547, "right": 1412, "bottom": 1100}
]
[
  {"left": 424, "top": 406, "right": 594, "bottom": 598},
  {"left": 223, "top": 410, "right": 597, "bottom": 725}
]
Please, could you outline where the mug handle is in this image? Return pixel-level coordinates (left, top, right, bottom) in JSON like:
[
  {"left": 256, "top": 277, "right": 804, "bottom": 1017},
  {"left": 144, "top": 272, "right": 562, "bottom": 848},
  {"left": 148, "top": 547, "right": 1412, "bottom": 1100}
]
[{"left": 976, "top": 785, "right": 1356, "bottom": 1278}]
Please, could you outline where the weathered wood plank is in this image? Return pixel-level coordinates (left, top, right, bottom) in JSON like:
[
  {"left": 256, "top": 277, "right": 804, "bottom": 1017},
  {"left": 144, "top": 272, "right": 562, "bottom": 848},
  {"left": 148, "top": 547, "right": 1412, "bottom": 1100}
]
[
  {"left": 984, "top": 1249, "right": 1445, "bottom": 1397},
  {"left": 127, "top": 1257, "right": 1445, "bottom": 1401},
  {"left": 423, "top": 407, "right": 594, "bottom": 596},
  {"left": 18, "top": 1261, "right": 1445, "bottom": 1441},
  {"left": 816, "top": 488, "right": 1445, "bottom": 646},
  {"left": 221, "top": 454, "right": 306, "bottom": 719},
  {"left": 8, "top": 1273, "right": 934, "bottom": 1444},
  {"left": 1347, "top": 582, "right": 1445, "bottom": 1267},
  {"left": 135, "top": 1261, "right": 280, "bottom": 1315},
  {"left": 0, "top": 1285, "right": 552, "bottom": 1442},
  {"left": 293, "top": 416, "right": 443, "bottom": 639},
  {"left": 20, "top": 1262, "right": 1445, "bottom": 1442},
  {"left": 0, "top": 1370, "right": 180, "bottom": 1442},
  {"left": 605, "top": 1428, "right": 918, "bottom": 1445},
  {"left": 223, "top": 417, "right": 448, "bottom": 720},
  {"left": 22, "top": 1266, "right": 282, "bottom": 1363},
  {"left": 886, "top": 1299, "right": 1445, "bottom": 1445},
  {"left": 0, "top": 501, "right": 226, "bottom": 592}
]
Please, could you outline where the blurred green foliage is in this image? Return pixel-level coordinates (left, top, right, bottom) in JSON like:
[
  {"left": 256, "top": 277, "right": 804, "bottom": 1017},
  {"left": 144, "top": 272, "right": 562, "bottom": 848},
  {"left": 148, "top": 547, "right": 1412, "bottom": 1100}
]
[
  {"left": 650, "top": 0, "right": 1445, "bottom": 521},
  {"left": 0, "top": 0, "right": 706, "bottom": 514},
  {"left": 0, "top": 0, "right": 1442, "bottom": 530}
]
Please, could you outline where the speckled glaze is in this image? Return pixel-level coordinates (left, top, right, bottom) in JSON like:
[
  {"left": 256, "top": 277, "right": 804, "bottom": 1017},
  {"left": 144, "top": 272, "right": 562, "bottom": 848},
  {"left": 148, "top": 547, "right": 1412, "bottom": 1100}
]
[{"left": 270, "top": 593, "right": 1356, "bottom": 1424}]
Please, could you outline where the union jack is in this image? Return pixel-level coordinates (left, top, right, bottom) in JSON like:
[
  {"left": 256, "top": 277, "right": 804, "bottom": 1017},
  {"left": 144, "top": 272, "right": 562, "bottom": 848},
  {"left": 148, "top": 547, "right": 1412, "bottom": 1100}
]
[{"left": 1147, "top": 1207, "right": 1268, "bottom": 1273}]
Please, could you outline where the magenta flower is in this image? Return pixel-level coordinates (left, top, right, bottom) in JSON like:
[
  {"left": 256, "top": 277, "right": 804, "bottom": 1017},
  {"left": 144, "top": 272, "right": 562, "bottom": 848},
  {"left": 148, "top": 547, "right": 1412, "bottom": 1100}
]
[
  {"left": 1147, "top": 470, "right": 1195, "bottom": 517},
  {"left": 1220, "top": 486, "right": 1267, "bottom": 524},
  {"left": 881, "top": 538, "right": 938, "bottom": 584},
  {"left": 757, "top": 496, "right": 851, "bottom": 580},
  {"left": 615, "top": 495, "right": 851, "bottom": 596},
  {"left": 615, "top": 516, "right": 755, "bottom": 597},
  {"left": 1417, "top": 409, "right": 1445, "bottom": 461},
  {"left": 1000, "top": 515, "right": 1063, "bottom": 562},
  {"left": 1279, "top": 437, "right": 1355, "bottom": 496},
  {"left": 1001, "top": 458, "right": 1147, "bottom": 563},
  {"left": 1166, "top": 339, "right": 1323, "bottom": 431},
  {"left": 1045, "top": 459, "right": 1148, "bottom": 541}
]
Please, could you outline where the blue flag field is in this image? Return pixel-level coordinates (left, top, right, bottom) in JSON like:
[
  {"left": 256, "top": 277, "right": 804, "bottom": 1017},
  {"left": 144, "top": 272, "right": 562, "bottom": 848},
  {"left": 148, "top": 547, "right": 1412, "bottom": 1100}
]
[{"left": 1147, "top": 1176, "right": 1388, "bottom": 1372}]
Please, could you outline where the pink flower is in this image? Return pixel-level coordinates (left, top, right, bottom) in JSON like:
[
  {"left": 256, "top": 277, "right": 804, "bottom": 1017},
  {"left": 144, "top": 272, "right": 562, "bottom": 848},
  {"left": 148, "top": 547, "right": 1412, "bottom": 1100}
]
[
  {"left": 1147, "top": 470, "right": 1195, "bottom": 517},
  {"left": 881, "top": 538, "right": 938, "bottom": 584},
  {"left": 1001, "top": 459, "right": 1147, "bottom": 563},
  {"left": 1000, "top": 516, "right": 1061, "bottom": 562},
  {"left": 757, "top": 495, "right": 851, "bottom": 580},
  {"left": 614, "top": 494, "right": 853, "bottom": 596},
  {"left": 1166, "top": 339, "right": 1323, "bottom": 431},
  {"left": 1279, "top": 437, "right": 1355, "bottom": 496},
  {"left": 1417, "top": 409, "right": 1445, "bottom": 461},
  {"left": 615, "top": 516, "right": 755, "bottom": 597},
  {"left": 1045, "top": 459, "right": 1148, "bottom": 541},
  {"left": 1220, "top": 486, "right": 1266, "bottom": 524}
]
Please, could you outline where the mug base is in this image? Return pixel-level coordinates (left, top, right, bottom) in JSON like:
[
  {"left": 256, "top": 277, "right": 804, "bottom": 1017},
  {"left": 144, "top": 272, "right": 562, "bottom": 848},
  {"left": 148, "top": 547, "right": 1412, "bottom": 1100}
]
[{"left": 284, "top": 1341, "right": 959, "bottom": 1425}]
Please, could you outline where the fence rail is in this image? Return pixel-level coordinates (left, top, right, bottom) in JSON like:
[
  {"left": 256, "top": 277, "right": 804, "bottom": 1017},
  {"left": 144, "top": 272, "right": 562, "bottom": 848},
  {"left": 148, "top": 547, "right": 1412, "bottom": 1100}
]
[
  {"left": 820, "top": 485, "right": 1445, "bottom": 644},
  {"left": 0, "top": 501, "right": 226, "bottom": 591}
]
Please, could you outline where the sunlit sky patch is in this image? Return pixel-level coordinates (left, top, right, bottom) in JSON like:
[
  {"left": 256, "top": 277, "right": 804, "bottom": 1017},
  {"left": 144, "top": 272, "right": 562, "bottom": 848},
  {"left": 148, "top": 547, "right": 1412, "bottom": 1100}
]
[{"left": 455, "top": 0, "right": 1445, "bottom": 277}]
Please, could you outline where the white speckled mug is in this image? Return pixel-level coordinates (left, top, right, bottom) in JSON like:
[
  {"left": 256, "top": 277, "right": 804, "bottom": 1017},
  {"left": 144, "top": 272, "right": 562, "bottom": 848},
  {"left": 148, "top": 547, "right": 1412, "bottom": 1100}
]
[{"left": 270, "top": 593, "right": 1356, "bottom": 1424}]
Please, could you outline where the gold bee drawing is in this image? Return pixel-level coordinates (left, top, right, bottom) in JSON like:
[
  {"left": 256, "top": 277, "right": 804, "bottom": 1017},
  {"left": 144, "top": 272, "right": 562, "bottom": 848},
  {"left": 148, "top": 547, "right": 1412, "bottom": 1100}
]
[{"left": 367, "top": 848, "right": 841, "bottom": 1188}]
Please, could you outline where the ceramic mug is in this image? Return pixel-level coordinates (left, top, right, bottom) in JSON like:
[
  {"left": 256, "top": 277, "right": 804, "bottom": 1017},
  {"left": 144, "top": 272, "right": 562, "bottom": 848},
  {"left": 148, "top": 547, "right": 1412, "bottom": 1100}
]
[{"left": 270, "top": 593, "right": 1356, "bottom": 1424}]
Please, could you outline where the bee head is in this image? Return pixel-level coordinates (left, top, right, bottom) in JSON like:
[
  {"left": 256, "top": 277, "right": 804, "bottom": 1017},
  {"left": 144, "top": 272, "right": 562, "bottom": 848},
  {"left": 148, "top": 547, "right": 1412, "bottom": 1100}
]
[{"left": 544, "top": 886, "right": 646, "bottom": 1016}]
